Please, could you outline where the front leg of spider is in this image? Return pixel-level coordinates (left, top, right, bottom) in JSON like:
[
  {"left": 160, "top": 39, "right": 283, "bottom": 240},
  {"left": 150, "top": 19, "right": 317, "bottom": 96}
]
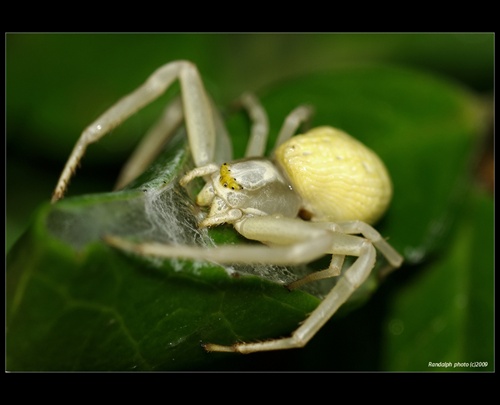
[{"left": 51, "top": 60, "right": 220, "bottom": 202}]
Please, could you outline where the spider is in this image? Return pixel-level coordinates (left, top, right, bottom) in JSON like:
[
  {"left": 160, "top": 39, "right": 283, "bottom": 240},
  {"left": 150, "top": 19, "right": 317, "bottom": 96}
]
[{"left": 52, "top": 60, "right": 403, "bottom": 354}]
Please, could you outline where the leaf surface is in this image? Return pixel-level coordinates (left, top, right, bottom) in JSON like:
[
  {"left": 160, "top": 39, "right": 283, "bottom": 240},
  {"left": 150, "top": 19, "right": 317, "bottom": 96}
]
[{"left": 381, "top": 188, "right": 494, "bottom": 371}]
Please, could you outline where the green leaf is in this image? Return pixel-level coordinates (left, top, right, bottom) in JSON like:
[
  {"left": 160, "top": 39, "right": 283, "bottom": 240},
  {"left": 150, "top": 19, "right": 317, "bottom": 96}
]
[
  {"left": 381, "top": 188, "right": 494, "bottom": 371},
  {"left": 6, "top": 65, "right": 486, "bottom": 370},
  {"left": 7, "top": 225, "right": 319, "bottom": 371}
]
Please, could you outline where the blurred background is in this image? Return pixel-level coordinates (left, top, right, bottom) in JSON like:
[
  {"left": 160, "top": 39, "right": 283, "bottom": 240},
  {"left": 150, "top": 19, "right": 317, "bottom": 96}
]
[{"left": 6, "top": 33, "right": 493, "bottom": 251}]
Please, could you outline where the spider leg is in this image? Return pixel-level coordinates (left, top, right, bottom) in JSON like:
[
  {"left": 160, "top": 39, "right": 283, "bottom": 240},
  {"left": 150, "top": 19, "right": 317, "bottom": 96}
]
[
  {"left": 52, "top": 60, "right": 219, "bottom": 202},
  {"left": 287, "top": 220, "right": 404, "bottom": 288},
  {"left": 114, "top": 94, "right": 232, "bottom": 190},
  {"left": 273, "top": 105, "right": 314, "bottom": 152},
  {"left": 286, "top": 254, "right": 345, "bottom": 290},
  {"left": 206, "top": 237, "right": 377, "bottom": 353},
  {"left": 104, "top": 215, "right": 394, "bottom": 353},
  {"left": 105, "top": 216, "right": 335, "bottom": 267},
  {"left": 238, "top": 93, "right": 269, "bottom": 158},
  {"left": 114, "top": 97, "right": 184, "bottom": 190},
  {"left": 179, "top": 164, "right": 219, "bottom": 187},
  {"left": 206, "top": 217, "right": 396, "bottom": 353},
  {"left": 199, "top": 208, "right": 243, "bottom": 227},
  {"left": 335, "top": 220, "right": 403, "bottom": 269}
]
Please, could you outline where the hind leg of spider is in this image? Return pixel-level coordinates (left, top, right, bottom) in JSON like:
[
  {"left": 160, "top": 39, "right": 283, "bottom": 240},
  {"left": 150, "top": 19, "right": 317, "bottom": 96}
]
[
  {"left": 286, "top": 254, "right": 345, "bottom": 291},
  {"left": 285, "top": 220, "right": 404, "bottom": 290},
  {"left": 335, "top": 221, "right": 403, "bottom": 273},
  {"left": 205, "top": 236, "right": 377, "bottom": 353}
]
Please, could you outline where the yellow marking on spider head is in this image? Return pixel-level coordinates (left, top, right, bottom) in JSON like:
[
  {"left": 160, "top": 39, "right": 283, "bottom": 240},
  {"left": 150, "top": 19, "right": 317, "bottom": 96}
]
[{"left": 219, "top": 163, "right": 243, "bottom": 190}]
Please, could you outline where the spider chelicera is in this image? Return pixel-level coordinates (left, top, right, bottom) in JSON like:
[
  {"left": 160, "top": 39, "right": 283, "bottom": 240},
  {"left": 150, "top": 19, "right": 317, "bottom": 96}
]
[{"left": 52, "top": 60, "right": 403, "bottom": 354}]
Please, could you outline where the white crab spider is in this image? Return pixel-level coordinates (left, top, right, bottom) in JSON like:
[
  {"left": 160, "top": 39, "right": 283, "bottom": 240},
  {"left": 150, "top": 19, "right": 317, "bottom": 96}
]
[{"left": 52, "top": 60, "right": 403, "bottom": 354}]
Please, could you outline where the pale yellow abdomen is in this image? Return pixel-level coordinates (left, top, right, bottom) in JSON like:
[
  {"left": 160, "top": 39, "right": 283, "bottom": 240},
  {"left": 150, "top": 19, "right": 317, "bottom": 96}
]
[{"left": 274, "top": 126, "right": 392, "bottom": 225}]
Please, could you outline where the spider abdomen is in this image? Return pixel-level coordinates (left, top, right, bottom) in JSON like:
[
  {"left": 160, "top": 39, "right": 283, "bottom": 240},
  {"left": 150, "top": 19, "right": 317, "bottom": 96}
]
[{"left": 274, "top": 126, "right": 392, "bottom": 224}]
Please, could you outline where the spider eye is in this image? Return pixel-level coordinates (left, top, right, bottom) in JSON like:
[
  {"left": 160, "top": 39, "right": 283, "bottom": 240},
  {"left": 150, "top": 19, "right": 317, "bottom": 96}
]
[{"left": 219, "top": 163, "right": 242, "bottom": 191}]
